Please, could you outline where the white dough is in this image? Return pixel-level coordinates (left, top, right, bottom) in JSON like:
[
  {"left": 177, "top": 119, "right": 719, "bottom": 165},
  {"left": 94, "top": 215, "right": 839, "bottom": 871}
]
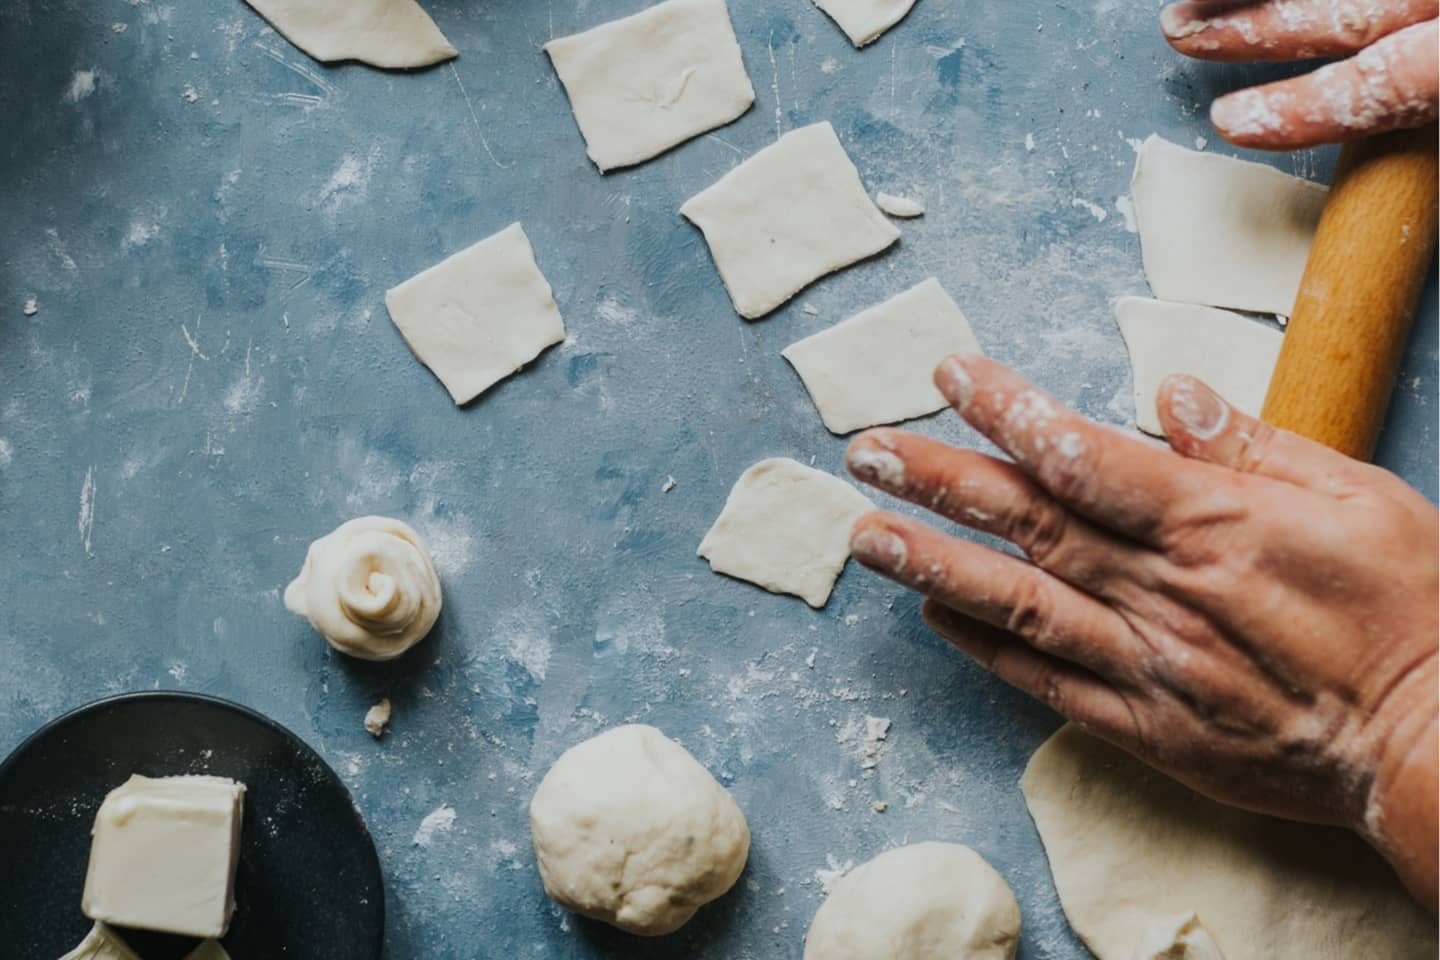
[
  {"left": 1114, "top": 297, "right": 1282, "bottom": 436},
  {"left": 681, "top": 122, "right": 900, "bottom": 319},
  {"left": 285, "top": 516, "right": 442, "bottom": 661},
  {"left": 1130, "top": 912, "right": 1225, "bottom": 960},
  {"left": 385, "top": 223, "right": 565, "bottom": 405},
  {"left": 1131, "top": 135, "right": 1327, "bottom": 315},
  {"left": 699, "top": 458, "right": 872, "bottom": 607},
  {"left": 242, "top": 0, "right": 455, "bottom": 69},
  {"left": 783, "top": 278, "right": 981, "bottom": 434},
  {"left": 364, "top": 698, "right": 392, "bottom": 737},
  {"left": 811, "top": 0, "right": 920, "bottom": 47},
  {"left": 545, "top": 0, "right": 755, "bottom": 173},
  {"left": 58, "top": 924, "right": 142, "bottom": 960},
  {"left": 803, "top": 843, "right": 1020, "bottom": 959},
  {"left": 875, "top": 192, "right": 925, "bottom": 217},
  {"left": 529, "top": 724, "right": 750, "bottom": 936},
  {"left": 1022, "top": 726, "right": 1436, "bottom": 960}
]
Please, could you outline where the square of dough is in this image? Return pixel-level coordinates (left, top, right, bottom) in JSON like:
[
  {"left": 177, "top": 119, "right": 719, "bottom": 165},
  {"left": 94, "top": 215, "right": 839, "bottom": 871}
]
[
  {"left": 699, "top": 458, "right": 872, "bottom": 608},
  {"left": 385, "top": 223, "right": 565, "bottom": 405},
  {"left": 544, "top": 0, "right": 755, "bottom": 173},
  {"left": 1114, "top": 297, "right": 1283, "bottom": 436},
  {"left": 681, "top": 122, "right": 900, "bottom": 319},
  {"left": 783, "top": 278, "right": 982, "bottom": 434},
  {"left": 1131, "top": 135, "right": 1327, "bottom": 316},
  {"left": 812, "top": 0, "right": 919, "bottom": 47}
]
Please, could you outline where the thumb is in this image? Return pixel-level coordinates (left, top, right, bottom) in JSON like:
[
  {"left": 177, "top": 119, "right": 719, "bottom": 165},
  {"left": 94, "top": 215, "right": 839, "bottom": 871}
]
[{"left": 1156, "top": 375, "right": 1367, "bottom": 492}]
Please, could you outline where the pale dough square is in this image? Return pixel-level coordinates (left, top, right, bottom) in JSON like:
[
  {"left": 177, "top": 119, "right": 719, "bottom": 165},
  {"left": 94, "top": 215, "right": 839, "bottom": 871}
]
[
  {"left": 699, "top": 458, "right": 872, "bottom": 608},
  {"left": 812, "top": 0, "right": 919, "bottom": 47},
  {"left": 783, "top": 278, "right": 981, "bottom": 435},
  {"left": 544, "top": 0, "right": 755, "bottom": 173},
  {"left": 681, "top": 122, "right": 900, "bottom": 319},
  {"left": 1114, "top": 297, "right": 1282, "bottom": 436},
  {"left": 384, "top": 223, "right": 565, "bottom": 405},
  {"left": 1131, "top": 135, "right": 1327, "bottom": 316}
]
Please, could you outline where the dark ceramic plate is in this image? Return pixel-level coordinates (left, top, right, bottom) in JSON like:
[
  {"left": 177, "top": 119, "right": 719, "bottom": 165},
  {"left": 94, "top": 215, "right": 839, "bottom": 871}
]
[{"left": 0, "top": 691, "right": 383, "bottom": 959}]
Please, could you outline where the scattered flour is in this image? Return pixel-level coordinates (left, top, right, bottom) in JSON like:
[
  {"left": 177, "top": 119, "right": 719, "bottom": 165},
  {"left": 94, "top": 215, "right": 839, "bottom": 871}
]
[
  {"left": 64, "top": 69, "right": 97, "bottom": 103},
  {"left": 814, "top": 855, "right": 855, "bottom": 894},
  {"left": 1071, "top": 197, "right": 1108, "bottom": 223},
  {"left": 413, "top": 804, "right": 457, "bottom": 847}
]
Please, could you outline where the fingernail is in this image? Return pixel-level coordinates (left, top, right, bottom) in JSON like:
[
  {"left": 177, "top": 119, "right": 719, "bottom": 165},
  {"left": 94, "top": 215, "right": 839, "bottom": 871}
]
[
  {"left": 935, "top": 355, "right": 976, "bottom": 410},
  {"left": 1210, "top": 89, "right": 1288, "bottom": 139},
  {"left": 1166, "top": 375, "right": 1229, "bottom": 440},
  {"left": 851, "top": 527, "right": 908, "bottom": 574},
  {"left": 846, "top": 442, "right": 907, "bottom": 490},
  {"left": 1160, "top": 3, "right": 1201, "bottom": 39}
]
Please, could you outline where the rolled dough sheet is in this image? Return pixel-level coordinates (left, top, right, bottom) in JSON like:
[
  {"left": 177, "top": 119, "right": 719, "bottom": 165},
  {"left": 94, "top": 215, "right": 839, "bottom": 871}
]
[
  {"left": 242, "top": 0, "right": 455, "bottom": 69},
  {"left": 58, "top": 924, "right": 141, "bottom": 960},
  {"left": 1022, "top": 725, "right": 1436, "bottom": 960},
  {"left": 783, "top": 278, "right": 981, "bottom": 435},
  {"left": 1131, "top": 135, "right": 1327, "bottom": 316},
  {"left": 1114, "top": 297, "right": 1282, "bottom": 436},
  {"left": 681, "top": 122, "right": 900, "bottom": 319},
  {"left": 544, "top": 0, "right": 755, "bottom": 173},
  {"left": 384, "top": 223, "right": 565, "bottom": 405},
  {"left": 812, "top": 0, "right": 919, "bottom": 47},
  {"left": 698, "top": 458, "right": 873, "bottom": 608}
]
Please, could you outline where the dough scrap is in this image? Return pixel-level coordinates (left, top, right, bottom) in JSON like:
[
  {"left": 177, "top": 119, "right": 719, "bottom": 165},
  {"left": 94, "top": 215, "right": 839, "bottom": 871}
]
[
  {"left": 803, "top": 842, "right": 1020, "bottom": 959},
  {"left": 875, "top": 192, "right": 925, "bottom": 217},
  {"left": 364, "top": 698, "right": 392, "bottom": 737},
  {"left": 58, "top": 924, "right": 141, "bottom": 960},
  {"left": 699, "top": 458, "right": 873, "bottom": 607},
  {"left": 811, "top": 0, "right": 920, "bottom": 47},
  {"left": 784, "top": 278, "right": 981, "bottom": 434},
  {"left": 545, "top": 0, "right": 755, "bottom": 172},
  {"left": 385, "top": 223, "right": 565, "bottom": 405},
  {"left": 1130, "top": 912, "right": 1225, "bottom": 960},
  {"left": 1114, "top": 297, "right": 1282, "bottom": 436},
  {"left": 681, "top": 122, "right": 899, "bottom": 319},
  {"left": 242, "top": 0, "right": 455, "bottom": 69},
  {"left": 1022, "top": 725, "right": 1436, "bottom": 960},
  {"left": 1131, "top": 135, "right": 1326, "bottom": 315},
  {"left": 285, "top": 516, "right": 442, "bottom": 661},
  {"left": 529, "top": 724, "right": 750, "bottom": 936}
]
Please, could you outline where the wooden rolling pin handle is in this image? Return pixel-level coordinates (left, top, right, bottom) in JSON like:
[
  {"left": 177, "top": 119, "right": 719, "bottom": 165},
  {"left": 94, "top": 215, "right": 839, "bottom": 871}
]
[{"left": 1261, "top": 124, "right": 1439, "bottom": 461}]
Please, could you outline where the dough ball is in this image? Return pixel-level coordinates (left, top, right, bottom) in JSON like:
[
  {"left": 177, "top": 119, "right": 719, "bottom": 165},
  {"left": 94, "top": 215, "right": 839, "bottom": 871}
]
[
  {"left": 284, "top": 516, "right": 441, "bottom": 661},
  {"left": 528, "top": 724, "right": 750, "bottom": 936},
  {"left": 804, "top": 843, "right": 1020, "bottom": 960}
]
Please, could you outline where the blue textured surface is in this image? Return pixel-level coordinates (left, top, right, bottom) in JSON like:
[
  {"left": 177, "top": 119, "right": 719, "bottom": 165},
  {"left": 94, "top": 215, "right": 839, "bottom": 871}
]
[{"left": 1, "top": 1, "right": 1435, "bottom": 957}]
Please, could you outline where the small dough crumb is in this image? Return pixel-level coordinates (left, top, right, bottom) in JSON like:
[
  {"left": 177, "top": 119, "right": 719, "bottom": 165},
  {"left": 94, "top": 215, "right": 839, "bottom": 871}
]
[
  {"left": 364, "top": 698, "right": 392, "bottom": 738},
  {"left": 662, "top": 475, "right": 677, "bottom": 493},
  {"left": 23, "top": 297, "right": 38, "bottom": 316},
  {"left": 871, "top": 800, "right": 888, "bottom": 813},
  {"left": 875, "top": 192, "right": 924, "bottom": 218}
]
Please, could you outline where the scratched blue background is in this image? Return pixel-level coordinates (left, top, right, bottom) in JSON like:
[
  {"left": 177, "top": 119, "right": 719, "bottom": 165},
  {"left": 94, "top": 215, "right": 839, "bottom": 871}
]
[{"left": 1, "top": 0, "right": 1435, "bottom": 957}]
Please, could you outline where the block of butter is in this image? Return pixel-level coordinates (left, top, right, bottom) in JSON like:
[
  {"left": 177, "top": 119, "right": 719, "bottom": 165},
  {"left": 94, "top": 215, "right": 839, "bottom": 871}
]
[{"left": 81, "top": 774, "right": 246, "bottom": 939}]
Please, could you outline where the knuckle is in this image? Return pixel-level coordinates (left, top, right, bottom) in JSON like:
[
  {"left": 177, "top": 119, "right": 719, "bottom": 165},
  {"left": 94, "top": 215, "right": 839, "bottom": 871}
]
[
  {"left": 1037, "top": 434, "right": 1101, "bottom": 507},
  {"left": 1004, "top": 575, "right": 1060, "bottom": 650},
  {"left": 1006, "top": 490, "right": 1071, "bottom": 567}
]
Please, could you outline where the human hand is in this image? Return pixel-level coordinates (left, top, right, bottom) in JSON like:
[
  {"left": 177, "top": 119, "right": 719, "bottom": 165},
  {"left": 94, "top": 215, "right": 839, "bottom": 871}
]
[
  {"left": 1160, "top": 0, "right": 1439, "bottom": 149},
  {"left": 844, "top": 354, "right": 1439, "bottom": 906}
]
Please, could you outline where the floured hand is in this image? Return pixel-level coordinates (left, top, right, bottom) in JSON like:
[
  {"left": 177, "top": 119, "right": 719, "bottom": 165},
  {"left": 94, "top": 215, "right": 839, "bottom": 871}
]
[
  {"left": 845, "top": 354, "right": 1438, "bottom": 909},
  {"left": 1160, "top": 0, "right": 1438, "bottom": 149}
]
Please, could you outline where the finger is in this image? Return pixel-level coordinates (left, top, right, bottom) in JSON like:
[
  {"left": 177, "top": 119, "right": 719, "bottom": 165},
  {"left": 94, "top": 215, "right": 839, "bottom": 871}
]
[
  {"left": 1157, "top": 374, "right": 1372, "bottom": 494},
  {"left": 933, "top": 353, "right": 1201, "bottom": 546},
  {"left": 1210, "top": 20, "right": 1440, "bottom": 149},
  {"left": 921, "top": 598, "right": 1142, "bottom": 739},
  {"left": 844, "top": 428, "right": 1163, "bottom": 601},
  {"left": 850, "top": 511, "right": 1146, "bottom": 684},
  {"left": 1163, "top": 0, "right": 1438, "bottom": 62}
]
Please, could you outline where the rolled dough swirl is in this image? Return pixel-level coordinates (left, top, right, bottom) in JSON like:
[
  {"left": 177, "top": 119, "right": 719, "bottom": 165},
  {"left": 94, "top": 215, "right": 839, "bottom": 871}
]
[{"left": 284, "top": 516, "right": 441, "bottom": 661}]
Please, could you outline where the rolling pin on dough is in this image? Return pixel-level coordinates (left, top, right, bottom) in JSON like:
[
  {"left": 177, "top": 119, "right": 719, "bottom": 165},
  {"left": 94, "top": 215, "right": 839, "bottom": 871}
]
[{"left": 1261, "top": 125, "right": 1439, "bottom": 460}]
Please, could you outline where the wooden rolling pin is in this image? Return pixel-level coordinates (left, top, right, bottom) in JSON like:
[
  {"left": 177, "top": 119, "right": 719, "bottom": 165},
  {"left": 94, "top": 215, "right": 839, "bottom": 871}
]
[{"left": 1261, "top": 124, "right": 1439, "bottom": 460}]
